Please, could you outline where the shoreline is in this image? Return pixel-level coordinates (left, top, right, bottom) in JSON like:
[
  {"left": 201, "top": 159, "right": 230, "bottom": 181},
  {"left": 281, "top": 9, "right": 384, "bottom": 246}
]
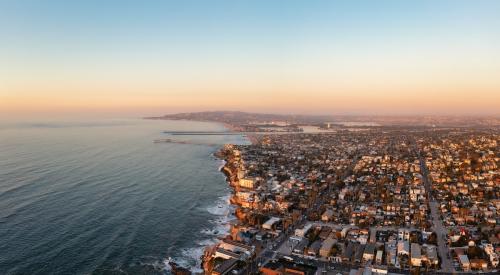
[
  {"left": 201, "top": 143, "right": 245, "bottom": 273},
  {"left": 155, "top": 118, "right": 259, "bottom": 274},
  {"left": 167, "top": 154, "right": 235, "bottom": 275},
  {"left": 168, "top": 122, "right": 250, "bottom": 275}
]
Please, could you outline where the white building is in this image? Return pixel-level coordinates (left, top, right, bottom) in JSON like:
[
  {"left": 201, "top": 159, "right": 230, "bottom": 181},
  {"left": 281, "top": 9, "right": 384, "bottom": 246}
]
[
  {"left": 262, "top": 217, "right": 280, "bottom": 230},
  {"left": 398, "top": 229, "right": 410, "bottom": 241},
  {"left": 238, "top": 178, "right": 256, "bottom": 189},
  {"left": 295, "top": 223, "right": 312, "bottom": 237}
]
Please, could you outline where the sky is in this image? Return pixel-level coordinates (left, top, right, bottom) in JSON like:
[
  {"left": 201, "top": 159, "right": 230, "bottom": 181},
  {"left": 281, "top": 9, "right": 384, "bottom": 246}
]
[{"left": 1, "top": 0, "right": 499, "bottom": 118}]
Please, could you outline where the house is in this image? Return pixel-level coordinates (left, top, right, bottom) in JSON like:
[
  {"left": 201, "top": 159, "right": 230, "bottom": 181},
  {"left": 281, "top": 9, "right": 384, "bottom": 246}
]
[
  {"left": 385, "top": 241, "right": 397, "bottom": 266},
  {"left": 358, "top": 235, "right": 368, "bottom": 245},
  {"left": 239, "top": 177, "right": 256, "bottom": 189},
  {"left": 342, "top": 242, "right": 356, "bottom": 262},
  {"left": 363, "top": 243, "right": 376, "bottom": 262},
  {"left": 370, "top": 267, "right": 389, "bottom": 274},
  {"left": 295, "top": 224, "right": 312, "bottom": 237},
  {"left": 354, "top": 244, "right": 366, "bottom": 263},
  {"left": 423, "top": 245, "right": 438, "bottom": 266},
  {"left": 262, "top": 217, "right": 280, "bottom": 230},
  {"left": 292, "top": 240, "right": 308, "bottom": 256},
  {"left": 319, "top": 237, "right": 336, "bottom": 258},
  {"left": 397, "top": 241, "right": 409, "bottom": 256},
  {"left": 410, "top": 243, "right": 421, "bottom": 267},
  {"left": 398, "top": 229, "right": 410, "bottom": 241},
  {"left": 289, "top": 235, "right": 305, "bottom": 244},
  {"left": 283, "top": 261, "right": 317, "bottom": 275},
  {"left": 341, "top": 227, "right": 350, "bottom": 238},
  {"left": 260, "top": 261, "right": 282, "bottom": 275},
  {"left": 211, "top": 258, "right": 239, "bottom": 275},
  {"left": 260, "top": 259, "right": 317, "bottom": 275},
  {"left": 458, "top": 254, "right": 470, "bottom": 271},
  {"left": 214, "top": 248, "right": 241, "bottom": 260},
  {"left": 484, "top": 243, "right": 499, "bottom": 267},
  {"left": 318, "top": 227, "right": 332, "bottom": 240},
  {"left": 220, "top": 239, "right": 254, "bottom": 254},
  {"left": 217, "top": 239, "right": 254, "bottom": 260},
  {"left": 470, "top": 259, "right": 488, "bottom": 270},
  {"left": 307, "top": 240, "right": 322, "bottom": 257},
  {"left": 375, "top": 250, "right": 383, "bottom": 265},
  {"left": 322, "top": 209, "right": 334, "bottom": 222}
]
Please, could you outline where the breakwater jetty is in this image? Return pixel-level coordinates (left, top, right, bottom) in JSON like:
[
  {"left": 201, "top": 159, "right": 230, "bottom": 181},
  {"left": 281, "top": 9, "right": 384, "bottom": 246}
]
[{"left": 164, "top": 131, "right": 245, "bottom": 135}]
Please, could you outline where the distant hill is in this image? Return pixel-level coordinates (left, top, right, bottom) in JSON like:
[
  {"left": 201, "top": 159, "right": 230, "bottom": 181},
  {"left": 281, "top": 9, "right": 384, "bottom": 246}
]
[
  {"left": 146, "top": 111, "right": 332, "bottom": 124},
  {"left": 146, "top": 111, "right": 500, "bottom": 127}
]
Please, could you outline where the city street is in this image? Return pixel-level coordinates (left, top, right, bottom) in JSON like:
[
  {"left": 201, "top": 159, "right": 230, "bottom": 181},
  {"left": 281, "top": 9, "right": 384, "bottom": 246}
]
[{"left": 419, "top": 155, "right": 454, "bottom": 273}]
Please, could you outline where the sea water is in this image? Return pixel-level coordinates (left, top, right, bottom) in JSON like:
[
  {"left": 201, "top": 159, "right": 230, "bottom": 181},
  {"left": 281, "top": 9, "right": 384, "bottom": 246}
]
[{"left": 0, "top": 118, "right": 248, "bottom": 274}]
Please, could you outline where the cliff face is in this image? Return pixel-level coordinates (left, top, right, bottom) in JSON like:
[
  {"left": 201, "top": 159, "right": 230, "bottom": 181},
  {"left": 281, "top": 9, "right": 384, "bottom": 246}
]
[
  {"left": 218, "top": 144, "right": 254, "bottom": 224},
  {"left": 222, "top": 166, "right": 234, "bottom": 183},
  {"left": 169, "top": 262, "right": 192, "bottom": 275},
  {"left": 202, "top": 245, "right": 216, "bottom": 273},
  {"left": 202, "top": 145, "right": 243, "bottom": 274},
  {"left": 234, "top": 208, "right": 247, "bottom": 221}
]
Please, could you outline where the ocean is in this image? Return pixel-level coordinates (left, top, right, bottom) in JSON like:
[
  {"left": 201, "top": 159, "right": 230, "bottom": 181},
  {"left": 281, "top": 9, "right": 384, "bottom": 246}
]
[{"left": 0, "top": 118, "right": 248, "bottom": 274}]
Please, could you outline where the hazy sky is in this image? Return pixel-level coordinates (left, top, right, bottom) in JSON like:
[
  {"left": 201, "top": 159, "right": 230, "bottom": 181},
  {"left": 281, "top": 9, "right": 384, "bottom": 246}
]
[{"left": 1, "top": 0, "right": 499, "bottom": 117}]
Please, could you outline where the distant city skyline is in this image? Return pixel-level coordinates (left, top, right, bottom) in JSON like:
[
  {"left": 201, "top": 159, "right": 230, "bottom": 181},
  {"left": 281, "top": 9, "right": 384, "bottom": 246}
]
[{"left": 1, "top": 0, "right": 500, "bottom": 118}]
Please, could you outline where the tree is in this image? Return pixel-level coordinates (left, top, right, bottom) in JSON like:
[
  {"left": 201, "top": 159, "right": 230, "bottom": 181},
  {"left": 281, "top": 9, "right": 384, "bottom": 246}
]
[
  {"left": 452, "top": 236, "right": 468, "bottom": 247},
  {"left": 427, "top": 232, "right": 438, "bottom": 245},
  {"left": 467, "top": 246, "right": 483, "bottom": 259},
  {"left": 331, "top": 246, "right": 338, "bottom": 256}
]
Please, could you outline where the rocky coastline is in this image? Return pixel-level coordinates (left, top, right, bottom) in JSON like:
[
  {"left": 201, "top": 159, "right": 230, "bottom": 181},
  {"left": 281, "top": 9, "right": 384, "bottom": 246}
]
[
  {"left": 167, "top": 122, "right": 255, "bottom": 275},
  {"left": 201, "top": 144, "right": 242, "bottom": 273}
]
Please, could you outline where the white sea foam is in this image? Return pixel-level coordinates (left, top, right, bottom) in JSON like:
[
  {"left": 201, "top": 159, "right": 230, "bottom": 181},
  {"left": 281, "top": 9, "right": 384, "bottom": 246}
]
[
  {"left": 163, "top": 193, "right": 234, "bottom": 274},
  {"left": 205, "top": 194, "right": 231, "bottom": 216},
  {"left": 217, "top": 160, "right": 227, "bottom": 171}
]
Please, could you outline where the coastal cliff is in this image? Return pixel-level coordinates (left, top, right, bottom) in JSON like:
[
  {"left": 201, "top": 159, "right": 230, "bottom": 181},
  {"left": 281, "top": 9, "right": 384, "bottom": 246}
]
[{"left": 202, "top": 144, "right": 244, "bottom": 273}]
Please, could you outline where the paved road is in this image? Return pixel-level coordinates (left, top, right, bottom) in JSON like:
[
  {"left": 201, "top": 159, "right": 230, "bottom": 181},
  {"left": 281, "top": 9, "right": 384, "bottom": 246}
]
[{"left": 419, "top": 155, "right": 454, "bottom": 273}]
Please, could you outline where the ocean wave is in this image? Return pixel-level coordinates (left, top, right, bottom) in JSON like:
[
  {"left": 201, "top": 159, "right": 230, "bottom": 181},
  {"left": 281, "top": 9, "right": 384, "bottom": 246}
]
[
  {"left": 163, "top": 194, "right": 234, "bottom": 274},
  {"left": 205, "top": 194, "right": 231, "bottom": 216},
  {"left": 217, "top": 160, "right": 227, "bottom": 171}
]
